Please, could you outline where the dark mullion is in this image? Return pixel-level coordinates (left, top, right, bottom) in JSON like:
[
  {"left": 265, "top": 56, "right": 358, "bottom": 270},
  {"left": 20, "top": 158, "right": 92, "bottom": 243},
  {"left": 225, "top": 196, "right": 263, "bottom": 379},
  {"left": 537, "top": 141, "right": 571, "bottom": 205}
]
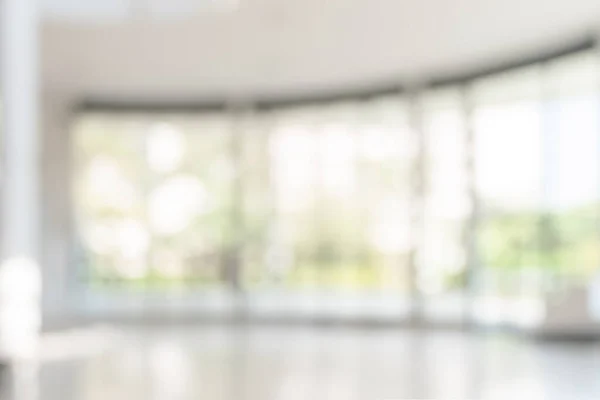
[
  {"left": 227, "top": 106, "right": 245, "bottom": 293},
  {"left": 408, "top": 90, "right": 426, "bottom": 323}
]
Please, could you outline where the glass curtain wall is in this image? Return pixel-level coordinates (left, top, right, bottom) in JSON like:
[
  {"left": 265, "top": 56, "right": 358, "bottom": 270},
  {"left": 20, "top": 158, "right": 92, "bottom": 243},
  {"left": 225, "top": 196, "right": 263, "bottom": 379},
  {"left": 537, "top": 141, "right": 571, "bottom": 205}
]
[{"left": 71, "top": 47, "right": 600, "bottom": 324}]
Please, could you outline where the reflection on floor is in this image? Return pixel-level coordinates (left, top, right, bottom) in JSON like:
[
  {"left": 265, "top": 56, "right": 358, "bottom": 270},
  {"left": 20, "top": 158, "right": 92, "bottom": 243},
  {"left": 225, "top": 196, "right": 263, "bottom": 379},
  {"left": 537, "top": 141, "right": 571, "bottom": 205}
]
[{"left": 2, "top": 325, "right": 600, "bottom": 400}]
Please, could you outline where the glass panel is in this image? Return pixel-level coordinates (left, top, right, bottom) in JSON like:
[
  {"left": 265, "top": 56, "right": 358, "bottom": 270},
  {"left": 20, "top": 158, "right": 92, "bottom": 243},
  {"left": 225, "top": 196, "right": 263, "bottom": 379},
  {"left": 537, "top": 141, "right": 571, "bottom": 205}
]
[
  {"left": 241, "top": 98, "right": 414, "bottom": 318},
  {"left": 359, "top": 97, "right": 414, "bottom": 295},
  {"left": 73, "top": 112, "right": 235, "bottom": 290},
  {"left": 420, "top": 87, "right": 469, "bottom": 321},
  {"left": 267, "top": 106, "right": 322, "bottom": 289},
  {"left": 239, "top": 112, "right": 272, "bottom": 288},
  {"left": 472, "top": 67, "right": 544, "bottom": 325},
  {"left": 73, "top": 115, "right": 148, "bottom": 285},
  {"left": 310, "top": 103, "right": 364, "bottom": 290},
  {"left": 543, "top": 52, "right": 600, "bottom": 285},
  {"left": 148, "top": 116, "right": 234, "bottom": 287}
]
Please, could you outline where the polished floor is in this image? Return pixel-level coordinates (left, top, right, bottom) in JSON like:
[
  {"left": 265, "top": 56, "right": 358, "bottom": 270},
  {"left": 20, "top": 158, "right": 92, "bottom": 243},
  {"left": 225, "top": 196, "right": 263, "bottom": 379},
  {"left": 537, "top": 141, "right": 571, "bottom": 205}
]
[{"left": 2, "top": 325, "right": 600, "bottom": 400}]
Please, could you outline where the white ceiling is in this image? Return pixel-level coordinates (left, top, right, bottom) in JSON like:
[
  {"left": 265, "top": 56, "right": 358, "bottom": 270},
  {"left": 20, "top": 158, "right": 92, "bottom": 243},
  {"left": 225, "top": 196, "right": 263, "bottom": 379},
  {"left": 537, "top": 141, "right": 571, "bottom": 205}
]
[
  {"left": 41, "top": 0, "right": 600, "bottom": 99},
  {"left": 41, "top": 0, "right": 236, "bottom": 21}
]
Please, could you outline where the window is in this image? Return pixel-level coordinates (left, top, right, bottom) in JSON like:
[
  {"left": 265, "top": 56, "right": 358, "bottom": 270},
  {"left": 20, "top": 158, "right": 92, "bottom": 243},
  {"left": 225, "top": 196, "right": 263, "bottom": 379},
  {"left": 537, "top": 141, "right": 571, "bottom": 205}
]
[
  {"left": 471, "top": 67, "right": 544, "bottom": 324},
  {"left": 70, "top": 47, "right": 600, "bottom": 325},
  {"left": 420, "top": 87, "right": 469, "bottom": 321},
  {"left": 542, "top": 52, "right": 600, "bottom": 284},
  {"left": 73, "top": 112, "right": 236, "bottom": 289}
]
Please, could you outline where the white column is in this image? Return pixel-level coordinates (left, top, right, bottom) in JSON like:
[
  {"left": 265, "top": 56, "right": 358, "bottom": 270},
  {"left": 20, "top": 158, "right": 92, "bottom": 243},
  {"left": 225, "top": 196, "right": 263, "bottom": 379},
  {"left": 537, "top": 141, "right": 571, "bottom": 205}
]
[{"left": 0, "top": 0, "right": 41, "bottom": 361}]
